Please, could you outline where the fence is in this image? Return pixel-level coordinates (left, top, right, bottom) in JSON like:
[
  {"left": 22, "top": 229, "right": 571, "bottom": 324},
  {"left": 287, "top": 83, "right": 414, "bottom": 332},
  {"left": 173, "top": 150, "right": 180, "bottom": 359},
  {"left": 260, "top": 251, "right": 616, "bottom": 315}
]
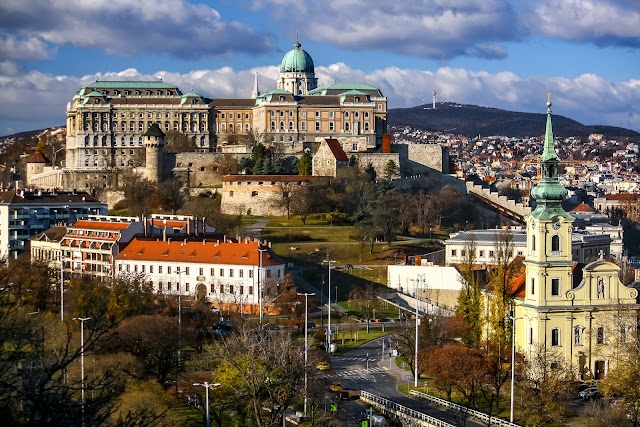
[
  {"left": 360, "top": 390, "right": 455, "bottom": 427},
  {"left": 409, "top": 390, "right": 521, "bottom": 427}
]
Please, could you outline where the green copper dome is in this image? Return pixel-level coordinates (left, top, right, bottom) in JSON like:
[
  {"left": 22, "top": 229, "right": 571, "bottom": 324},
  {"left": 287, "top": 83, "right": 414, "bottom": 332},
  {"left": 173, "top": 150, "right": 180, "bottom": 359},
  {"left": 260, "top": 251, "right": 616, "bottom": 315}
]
[{"left": 280, "top": 42, "right": 314, "bottom": 73}]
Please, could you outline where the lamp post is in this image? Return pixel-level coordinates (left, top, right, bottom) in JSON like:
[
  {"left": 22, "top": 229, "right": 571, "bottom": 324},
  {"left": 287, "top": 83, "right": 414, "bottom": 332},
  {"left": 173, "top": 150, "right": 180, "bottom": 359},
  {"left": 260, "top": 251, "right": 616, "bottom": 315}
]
[
  {"left": 509, "top": 310, "right": 522, "bottom": 423},
  {"left": 60, "top": 251, "right": 64, "bottom": 322},
  {"left": 414, "top": 275, "right": 421, "bottom": 388},
  {"left": 258, "top": 246, "right": 267, "bottom": 330},
  {"left": 73, "top": 317, "right": 91, "bottom": 426},
  {"left": 323, "top": 259, "right": 336, "bottom": 352},
  {"left": 53, "top": 146, "right": 65, "bottom": 168},
  {"left": 298, "top": 292, "right": 315, "bottom": 416},
  {"left": 193, "top": 382, "right": 221, "bottom": 427}
]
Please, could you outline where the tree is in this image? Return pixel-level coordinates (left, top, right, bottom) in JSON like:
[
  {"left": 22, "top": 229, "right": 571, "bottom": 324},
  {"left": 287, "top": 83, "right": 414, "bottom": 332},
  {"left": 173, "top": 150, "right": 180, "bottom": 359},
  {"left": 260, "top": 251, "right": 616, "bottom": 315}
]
[
  {"left": 455, "top": 237, "right": 483, "bottom": 346},
  {"left": 119, "top": 170, "right": 157, "bottom": 217},
  {"left": 298, "top": 151, "right": 312, "bottom": 176},
  {"left": 209, "top": 154, "right": 239, "bottom": 176},
  {"left": 157, "top": 178, "right": 188, "bottom": 214},
  {"left": 291, "top": 183, "right": 317, "bottom": 225},
  {"left": 364, "top": 163, "right": 376, "bottom": 182},
  {"left": 272, "top": 182, "right": 295, "bottom": 219},
  {"left": 348, "top": 285, "right": 376, "bottom": 332},
  {"left": 383, "top": 159, "right": 399, "bottom": 180},
  {"left": 517, "top": 345, "right": 575, "bottom": 427},
  {"left": 372, "top": 192, "right": 400, "bottom": 244}
]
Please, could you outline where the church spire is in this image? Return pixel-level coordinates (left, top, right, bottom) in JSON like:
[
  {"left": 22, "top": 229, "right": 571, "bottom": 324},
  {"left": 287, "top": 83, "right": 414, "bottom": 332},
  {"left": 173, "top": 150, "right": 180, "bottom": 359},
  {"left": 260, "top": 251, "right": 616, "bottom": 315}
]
[
  {"left": 529, "top": 94, "right": 571, "bottom": 219},
  {"left": 252, "top": 71, "right": 260, "bottom": 98}
]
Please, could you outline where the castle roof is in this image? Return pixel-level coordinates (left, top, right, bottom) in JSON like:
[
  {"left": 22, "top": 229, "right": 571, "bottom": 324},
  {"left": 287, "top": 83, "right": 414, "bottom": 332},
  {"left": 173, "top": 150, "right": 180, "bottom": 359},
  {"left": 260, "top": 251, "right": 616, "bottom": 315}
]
[
  {"left": 280, "top": 41, "right": 314, "bottom": 73},
  {"left": 27, "top": 151, "right": 50, "bottom": 164},
  {"left": 324, "top": 138, "right": 349, "bottom": 161}
]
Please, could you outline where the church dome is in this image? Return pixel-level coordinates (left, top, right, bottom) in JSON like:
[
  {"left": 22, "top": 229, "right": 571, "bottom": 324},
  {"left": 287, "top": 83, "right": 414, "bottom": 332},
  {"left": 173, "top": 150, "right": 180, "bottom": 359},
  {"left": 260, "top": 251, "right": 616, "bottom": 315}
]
[{"left": 280, "top": 42, "right": 314, "bottom": 73}]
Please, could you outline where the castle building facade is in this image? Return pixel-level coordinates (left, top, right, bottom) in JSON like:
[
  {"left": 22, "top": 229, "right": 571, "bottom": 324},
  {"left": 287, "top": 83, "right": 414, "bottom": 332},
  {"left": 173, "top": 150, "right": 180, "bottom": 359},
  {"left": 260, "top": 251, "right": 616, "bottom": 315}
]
[{"left": 51, "top": 41, "right": 388, "bottom": 192}]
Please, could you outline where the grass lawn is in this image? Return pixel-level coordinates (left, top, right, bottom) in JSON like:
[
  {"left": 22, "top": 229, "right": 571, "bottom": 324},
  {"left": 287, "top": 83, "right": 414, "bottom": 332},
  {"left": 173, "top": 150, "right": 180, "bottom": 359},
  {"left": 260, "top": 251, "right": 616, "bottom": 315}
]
[
  {"left": 166, "top": 406, "right": 203, "bottom": 426},
  {"left": 332, "top": 328, "right": 393, "bottom": 354}
]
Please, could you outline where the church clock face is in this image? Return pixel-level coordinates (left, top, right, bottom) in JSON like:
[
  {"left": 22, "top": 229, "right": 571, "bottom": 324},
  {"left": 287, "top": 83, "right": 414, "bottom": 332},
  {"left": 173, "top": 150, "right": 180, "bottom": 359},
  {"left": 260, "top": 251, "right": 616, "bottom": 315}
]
[{"left": 552, "top": 221, "right": 561, "bottom": 230}]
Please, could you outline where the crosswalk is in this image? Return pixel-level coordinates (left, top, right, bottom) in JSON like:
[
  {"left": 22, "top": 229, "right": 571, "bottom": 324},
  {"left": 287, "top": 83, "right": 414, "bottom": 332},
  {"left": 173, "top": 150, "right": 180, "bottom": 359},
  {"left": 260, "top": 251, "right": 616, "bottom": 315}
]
[
  {"left": 335, "top": 366, "right": 387, "bottom": 381},
  {"left": 333, "top": 356, "right": 379, "bottom": 362}
]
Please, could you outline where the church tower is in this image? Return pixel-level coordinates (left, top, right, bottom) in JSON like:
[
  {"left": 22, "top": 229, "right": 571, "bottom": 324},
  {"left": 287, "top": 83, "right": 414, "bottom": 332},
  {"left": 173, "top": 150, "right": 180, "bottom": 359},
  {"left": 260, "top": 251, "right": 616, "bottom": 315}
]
[{"left": 524, "top": 95, "right": 575, "bottom": 308}]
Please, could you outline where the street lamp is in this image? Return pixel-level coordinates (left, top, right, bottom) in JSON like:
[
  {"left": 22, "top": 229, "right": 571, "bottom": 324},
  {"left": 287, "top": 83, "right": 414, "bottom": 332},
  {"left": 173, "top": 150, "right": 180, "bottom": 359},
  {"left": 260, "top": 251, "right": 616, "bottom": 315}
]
[
  {"left": 509, "top": 310, "right": 522, "bottom": 423},
  {"left": 60, "top": 251, "right": 64, "bottom": 322},
  {"left": 193, "top": 382, "right": 221, "bottom": 427},
  {"left": 298, "top": 292, "right": 315, "bottom": 416},
  {"left": 414, "top": 275, "right": 421, "bottom": 388},
  {"left": 52, "top": 146, "right": 65, "bottom": 168},
  {"left": 73, "top": 317, "right": 91, "bottom": 426},
  {"left": 258, "top": 246, "right": 268, "bottom": 330},
  {"left": 323, "top": 259, "right": 336, "bottom": 352}
]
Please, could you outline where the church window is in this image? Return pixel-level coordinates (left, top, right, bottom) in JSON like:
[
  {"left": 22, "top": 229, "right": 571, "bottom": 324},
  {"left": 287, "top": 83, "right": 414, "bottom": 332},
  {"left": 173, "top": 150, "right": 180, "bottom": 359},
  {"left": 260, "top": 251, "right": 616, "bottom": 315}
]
[
  {"left": 551, "top": 278, "right": 560, "bottom": 296},
  {"left": 596, "top": 326, "right": 606, "bottom": 344},
  {"left": 551, "top": 328, "right": 560, "bottom": 346},
  {"left": 574, "top": 326, "right": 584, "bottom": 346},
  {"left": 531, "top": 278, "right": 535, "bottom": 295},
  {"left": 551, "top": 235, "right": 560, "bottom": 253},
  {"left": 532, "top": 235, "right": 536, "bottom": 252}
]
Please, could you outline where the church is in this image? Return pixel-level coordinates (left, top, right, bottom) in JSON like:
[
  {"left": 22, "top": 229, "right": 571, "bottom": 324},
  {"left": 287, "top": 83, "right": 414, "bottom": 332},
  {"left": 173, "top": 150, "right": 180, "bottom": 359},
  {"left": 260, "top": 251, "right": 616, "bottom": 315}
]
[
  {"left": 31, "top": 41, "right": 388, "bottom": 191},
  {"left": 491, "top": 98, "right": 639, "bottom": 380}
]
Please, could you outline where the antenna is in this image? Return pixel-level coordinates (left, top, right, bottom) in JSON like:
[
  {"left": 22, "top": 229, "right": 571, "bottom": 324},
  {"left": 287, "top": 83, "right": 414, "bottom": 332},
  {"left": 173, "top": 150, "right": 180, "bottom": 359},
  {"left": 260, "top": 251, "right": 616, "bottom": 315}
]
[{"left": 432, "top": 90, "right": 436, "bottom": 110}]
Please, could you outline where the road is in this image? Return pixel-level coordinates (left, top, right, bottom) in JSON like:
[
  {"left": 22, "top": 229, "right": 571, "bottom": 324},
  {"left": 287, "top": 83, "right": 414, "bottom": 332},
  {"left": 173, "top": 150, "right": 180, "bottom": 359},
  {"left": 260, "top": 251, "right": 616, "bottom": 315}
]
[{"left": 328, "top": 337, "right": 485, "bottom": 427}]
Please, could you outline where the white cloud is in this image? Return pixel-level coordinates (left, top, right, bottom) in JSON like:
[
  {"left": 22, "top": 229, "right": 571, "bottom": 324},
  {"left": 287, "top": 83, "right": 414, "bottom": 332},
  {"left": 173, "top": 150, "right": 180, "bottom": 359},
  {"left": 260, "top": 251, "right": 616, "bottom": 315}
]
[
  {"left": 528, "top": 0, "right": 640, "bottom": 46},
  {"left": 0, "top": 65, "right": 639, "bottom": 136},
  {"left": 0, "top": 34, "right": 53, "bottom": 61},
  {"left": 0, "top": 0, "right": 276, "bottom": 60},
  {"left": 254, "top": 0, "right": 522, "bottom": 59}
]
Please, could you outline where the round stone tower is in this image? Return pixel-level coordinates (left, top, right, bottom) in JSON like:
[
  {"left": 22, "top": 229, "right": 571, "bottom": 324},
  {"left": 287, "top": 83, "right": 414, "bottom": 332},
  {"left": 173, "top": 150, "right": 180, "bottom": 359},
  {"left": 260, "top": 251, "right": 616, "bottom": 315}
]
[{"left": 143, "top": 123, "right": 165, "bottom": 182}]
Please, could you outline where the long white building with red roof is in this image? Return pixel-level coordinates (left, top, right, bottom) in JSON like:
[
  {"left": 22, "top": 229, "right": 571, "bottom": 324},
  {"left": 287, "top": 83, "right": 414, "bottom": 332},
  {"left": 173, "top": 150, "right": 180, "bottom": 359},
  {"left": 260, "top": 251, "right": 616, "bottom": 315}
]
[{"left": 115, "top": 238, "right": 285, "bottom": 308}]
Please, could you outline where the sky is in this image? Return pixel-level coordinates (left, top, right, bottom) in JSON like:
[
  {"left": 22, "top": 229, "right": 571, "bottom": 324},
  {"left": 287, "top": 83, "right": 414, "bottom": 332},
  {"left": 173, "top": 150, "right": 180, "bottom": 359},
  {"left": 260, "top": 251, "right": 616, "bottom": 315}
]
[{"left": 0, "top": 0, "right": 638, "bottom": 136}]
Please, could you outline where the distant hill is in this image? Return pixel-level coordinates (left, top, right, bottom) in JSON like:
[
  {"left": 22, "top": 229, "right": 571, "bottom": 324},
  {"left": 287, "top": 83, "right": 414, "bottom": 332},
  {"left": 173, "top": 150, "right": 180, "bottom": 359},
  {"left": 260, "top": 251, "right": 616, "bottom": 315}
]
[{"left": 388, "top": 103, "right": 639, "bottom": 138}]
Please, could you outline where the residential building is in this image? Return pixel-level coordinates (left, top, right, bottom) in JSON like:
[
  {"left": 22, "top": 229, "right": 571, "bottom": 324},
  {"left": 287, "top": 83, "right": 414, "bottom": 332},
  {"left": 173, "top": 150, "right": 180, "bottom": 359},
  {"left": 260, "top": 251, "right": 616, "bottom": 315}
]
[
  {"left": 0, "top": 189, "right": 107, "bottom": 259},
  {"left": 115, "top": 238, "right": 285, "bottom": 310}
]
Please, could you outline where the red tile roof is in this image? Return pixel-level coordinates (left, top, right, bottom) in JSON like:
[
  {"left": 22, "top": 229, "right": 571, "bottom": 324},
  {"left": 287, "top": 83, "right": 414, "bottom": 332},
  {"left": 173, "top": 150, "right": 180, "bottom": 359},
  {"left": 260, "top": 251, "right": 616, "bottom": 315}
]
[
  {"left": 117, "top": 238, "right": 284, "bottom": 266},
  {"left": 604, "top": 194, "right": 640, "bottom": 201},
  {"left": 325, "top": 138, "right": 349, "bottom": 161},
  {"left": 27, "top": 151, "right": 50, "bottom": 164},
  {"left": 571, "top": 203, "right": 597, "bottom": 213},
  {"left": 71, "top": 221, "right": 131, "bottom": 231}
]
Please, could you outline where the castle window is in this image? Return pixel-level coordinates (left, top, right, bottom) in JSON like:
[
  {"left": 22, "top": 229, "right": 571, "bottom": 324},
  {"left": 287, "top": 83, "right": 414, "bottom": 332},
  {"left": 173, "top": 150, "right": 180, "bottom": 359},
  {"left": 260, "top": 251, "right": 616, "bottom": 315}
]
[
  {"left": 138, "top": 137, "right": 143, "bottom": 145},
  {"left": 364, "top": 122, "right": 370, "bottom": 131},
  {"left": 551, "top": 328, "right": 560, "bottom": 346},
  {"left": 365, "top": 112, "right": 369, "bottom": 118},
  {"left": 377, "top": 103, "right": 383, "bottom": 110},
  {"left": 301, "top": 111, "right": 306, "bottom": 118},
  {"left": 251, "top": 191, "right": 258, "bottom": 197},
  {"left": 329, "top": 122, "right": 335, "bottom": 131},
  {"left": 289, "top": 121, "right": 294, "bottom": 130},
  {"left": 345, "top": 112, "right": 349, "bottom": 118},
  {"left": 315, "top": 122, "right": 320, "bottom": 131},
  {"left": 229, "top": 113, "right": 234, "bottom": 120},
  {"left": 596, "top": 326, "right": 606, "bottom": 344},
  {"left": 355, "top": 112, "right": 359, "bottom": 118},
  {"left": 354, "top": 97, "right": 360, "bottom": 103},
  {"left": 451, "top": 249, "right": 457, "bottom": 256},
  {"left": 551, "top": 278, "right": 560, "bottom": 296},
  {"left": 130, "top": 137, "right": 134, "bottom": 146},
  {"left": 280, "top": 121, "right": 285, "bottom": 130},
  {"left": 301, "top": 122, "right": 306, "bottom": 130},
  {"left": 345, "top": 122, "right": 350, "bottom": 131},
  {"left": 279, "top": 96, "right": 285, "bottom": 102},
  {"left": 315, "top": 111, "right": 320, "bottom": 118}
]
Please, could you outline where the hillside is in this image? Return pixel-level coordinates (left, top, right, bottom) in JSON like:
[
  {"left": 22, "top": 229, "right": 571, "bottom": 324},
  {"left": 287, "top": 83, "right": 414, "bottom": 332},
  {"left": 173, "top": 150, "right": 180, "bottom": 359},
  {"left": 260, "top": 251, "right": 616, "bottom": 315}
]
[{"left": 388, "top": 103, "right": 639, "bottom": 138}]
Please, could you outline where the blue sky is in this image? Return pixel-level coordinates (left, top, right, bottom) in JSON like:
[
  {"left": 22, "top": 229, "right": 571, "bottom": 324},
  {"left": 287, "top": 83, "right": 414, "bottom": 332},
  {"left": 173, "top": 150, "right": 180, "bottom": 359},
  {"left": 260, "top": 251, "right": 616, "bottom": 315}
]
[{"left": 0, "top": 0, "right": 638, "bottom": 136}]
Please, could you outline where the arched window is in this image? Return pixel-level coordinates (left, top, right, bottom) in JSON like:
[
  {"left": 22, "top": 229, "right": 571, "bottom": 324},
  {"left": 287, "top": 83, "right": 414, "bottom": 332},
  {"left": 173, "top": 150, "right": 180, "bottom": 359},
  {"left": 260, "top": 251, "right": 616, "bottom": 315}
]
[
  {"left": 345, "top": 122, "right": 350, "bottom": 131},
  {"left": 138, "top": 136, "right": 143, "bottom": 145},
  {"left": 130, "top": 137, "right": 134, "bottom": 146},
  {"left": 532, "top": 235, "right": 536, "bottom": 252},
  {"left": 84, "top": 135, "right": 90, "bottom": 146},
  {"left": 364, "top": 122, "right": 370, "bottom": 131},
  {"left": 574, "top": 326, "right": 584, "bottom": 346},
  {"left": 93, "top": 136, "right": 98, "bottom": 146},
  {"left": 551, "top": 235, "right": 560, "bottom": 252},
  {"left": 551, "top": 328, "right": 560, "bottom": 346},
  {"left": 280, "top": 121, "right": 285, "bottom": 130},
  {"left": 271, "top": 121, "right": 276, "bottom": 131}
]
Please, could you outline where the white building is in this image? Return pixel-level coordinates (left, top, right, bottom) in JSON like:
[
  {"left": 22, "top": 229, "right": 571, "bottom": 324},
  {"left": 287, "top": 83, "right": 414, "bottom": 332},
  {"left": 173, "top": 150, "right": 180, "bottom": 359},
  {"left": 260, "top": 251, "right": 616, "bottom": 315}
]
[
  {"left": 445, "top": 228, "right": 613, "bottom": 266},
  {"left": 115, "top": 238, "right": 285, "bottom": 309},
  {"left": 387, "top": 263, "right": 465, "bottom": 311}
]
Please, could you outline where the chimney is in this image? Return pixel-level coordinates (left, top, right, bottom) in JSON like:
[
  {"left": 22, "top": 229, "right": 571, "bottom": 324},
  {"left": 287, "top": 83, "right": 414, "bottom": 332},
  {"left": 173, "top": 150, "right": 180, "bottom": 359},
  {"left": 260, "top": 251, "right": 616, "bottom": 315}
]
[
  {"left": 415, "top": 255, "right": 422, "bottom": 266},
  {"left": 168, "top": 238, "right": 171, "bottom": 244}
]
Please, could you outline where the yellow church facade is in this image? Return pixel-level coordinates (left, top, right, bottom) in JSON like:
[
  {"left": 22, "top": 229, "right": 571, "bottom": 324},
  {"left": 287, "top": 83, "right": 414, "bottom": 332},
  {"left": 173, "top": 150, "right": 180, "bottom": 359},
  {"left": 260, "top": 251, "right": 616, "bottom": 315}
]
[{"left": 497, "top": 99, "right": 639, "bottom": 380}]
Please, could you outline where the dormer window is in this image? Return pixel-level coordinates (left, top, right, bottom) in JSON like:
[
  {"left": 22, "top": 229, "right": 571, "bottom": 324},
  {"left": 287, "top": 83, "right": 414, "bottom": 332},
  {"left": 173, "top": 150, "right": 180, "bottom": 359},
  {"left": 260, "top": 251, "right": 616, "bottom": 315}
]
[
  {"left": 354, "top": 97, "right": 360, "bottom": 102},
  {"left": 279, "top": 96, "right": 285, "bottom": 102}
]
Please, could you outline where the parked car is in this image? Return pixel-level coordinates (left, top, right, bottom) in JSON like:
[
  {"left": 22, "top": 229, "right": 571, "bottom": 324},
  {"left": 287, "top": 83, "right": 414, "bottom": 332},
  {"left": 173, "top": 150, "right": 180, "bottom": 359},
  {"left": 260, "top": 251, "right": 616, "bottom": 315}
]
[
  {"left": 329, "top": 382, "right": 342, "bottom": 392},
  {"left": 579, "top": 387, "right": 602, "bottom": 400},
  {"left": 336, "top": 390, "right": 350, "bottom": 400}
]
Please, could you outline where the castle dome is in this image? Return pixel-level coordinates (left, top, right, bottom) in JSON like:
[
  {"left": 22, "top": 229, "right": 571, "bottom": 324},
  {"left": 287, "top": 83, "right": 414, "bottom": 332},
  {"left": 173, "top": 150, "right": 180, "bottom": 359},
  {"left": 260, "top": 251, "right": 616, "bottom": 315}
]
[{"left": 280, "top": 42, "right": 314, "bottom": 73}]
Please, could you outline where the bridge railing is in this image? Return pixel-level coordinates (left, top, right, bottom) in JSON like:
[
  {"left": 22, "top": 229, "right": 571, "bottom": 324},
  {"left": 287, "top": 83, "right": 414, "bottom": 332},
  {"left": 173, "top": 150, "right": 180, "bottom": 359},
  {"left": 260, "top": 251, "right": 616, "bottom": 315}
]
[
  {"left": 360, "top": 390, "right": 455, "bottom": 427},
  {"left": 409, "top": 390, "right": 521, "bottom": 427}
]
